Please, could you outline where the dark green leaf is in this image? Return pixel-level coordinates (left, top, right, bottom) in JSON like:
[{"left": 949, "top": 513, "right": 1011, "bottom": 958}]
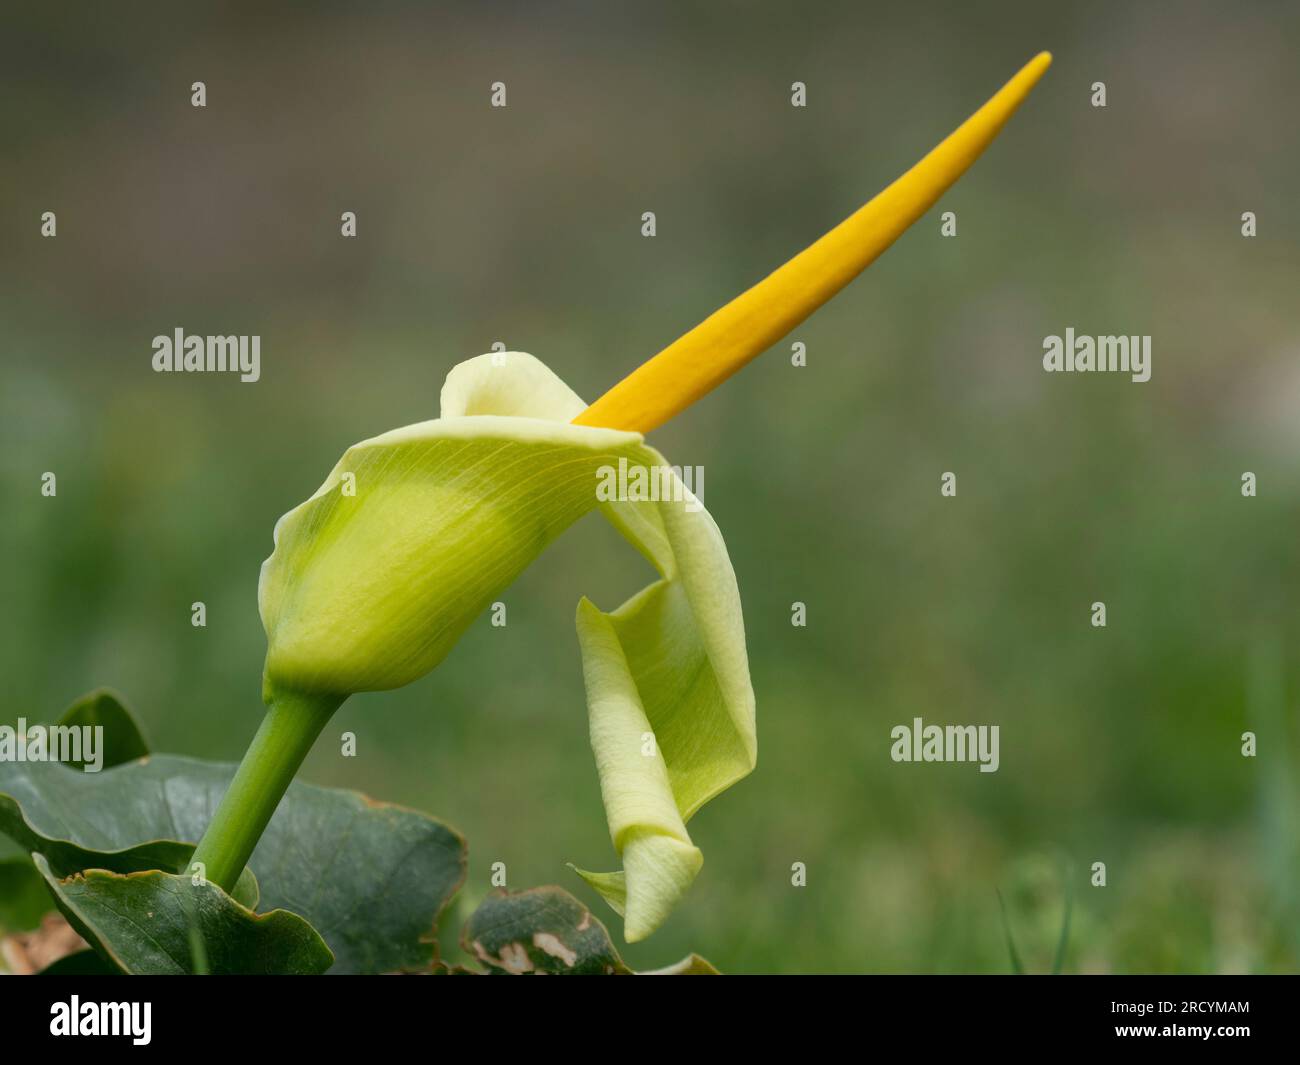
[
  {"left": 465, "top": 886, "right": 631, "bottom": 974},
  {"left": 0, "top": 786, "right": 257, "bottom": 910},
  {"left": 34, "top": 854, "right": 331, "bottom": 975},
  {"left": 0, "top": 754, "right": 465, "bottom": 973},
  {"left": 0, "top": 793, "right": 190, "bottom": 878},
  {"left": 0, "top": 773, "right": 192, "bottom": 878},
  {"left": 463, "top": 886, "right": 718, "bottom": 975},
  {"left": 55, "top": 689, "right": 149, "bottom": 769}
]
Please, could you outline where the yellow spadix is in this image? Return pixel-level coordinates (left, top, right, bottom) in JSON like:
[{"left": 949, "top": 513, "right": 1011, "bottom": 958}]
[{"left": 574, "top": 52, "right": 1052, "bottom": 435}]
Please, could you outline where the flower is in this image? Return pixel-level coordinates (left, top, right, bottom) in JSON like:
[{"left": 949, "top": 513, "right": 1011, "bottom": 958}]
[
  {"left": 259, "top": 352, "right": 756, "bottom": 940},
  {"left": 193, "top": 52, "right": 1052, "bottom": 941},
  {"left": 259, "top": 353, "right": 645, "bottom": 698}
]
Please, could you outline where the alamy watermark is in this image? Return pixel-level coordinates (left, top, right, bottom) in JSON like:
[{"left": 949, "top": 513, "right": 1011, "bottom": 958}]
[
  {"left": 596, "top": 457, "right": 704, "bottom": 512},
  {"left": 1043, "top": 328, "right": 1151, "bottom": 383},
  {"left": 0, "top": 720, "right": 104, "bottom": 772},
  {"left": 50, "top": 997, "right": 151, "bottom": 1044},
  {"left": 152, "top": 328, "right": 261, "bottom": 382},
  {"left": 890, "top": 716, "right": 999, "bottom": 773}
]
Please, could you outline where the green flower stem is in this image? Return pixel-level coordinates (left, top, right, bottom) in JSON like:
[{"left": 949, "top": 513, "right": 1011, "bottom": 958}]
[{"left": 190, "top": 690, "right": 344, "bottom": 893}]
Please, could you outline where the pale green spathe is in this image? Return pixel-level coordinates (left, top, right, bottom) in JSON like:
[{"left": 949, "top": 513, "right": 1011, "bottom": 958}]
[{"left": 259, "top": 352, "right": 756, "bottom": 940}]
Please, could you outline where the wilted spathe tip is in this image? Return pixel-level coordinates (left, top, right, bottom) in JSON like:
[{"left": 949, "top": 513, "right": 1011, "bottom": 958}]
[{"left": 574, "top": 51, "right": 1053, "bottom": 435}]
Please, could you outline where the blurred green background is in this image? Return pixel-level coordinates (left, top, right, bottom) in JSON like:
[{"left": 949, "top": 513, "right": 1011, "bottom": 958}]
[{"left": 3, "top": 1, "right": 1299, "bottom": 973}]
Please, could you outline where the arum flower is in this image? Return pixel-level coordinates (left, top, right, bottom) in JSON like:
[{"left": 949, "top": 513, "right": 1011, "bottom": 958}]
[{"left": 191, "top": 53, "right": 1050, "bottom": 942}]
